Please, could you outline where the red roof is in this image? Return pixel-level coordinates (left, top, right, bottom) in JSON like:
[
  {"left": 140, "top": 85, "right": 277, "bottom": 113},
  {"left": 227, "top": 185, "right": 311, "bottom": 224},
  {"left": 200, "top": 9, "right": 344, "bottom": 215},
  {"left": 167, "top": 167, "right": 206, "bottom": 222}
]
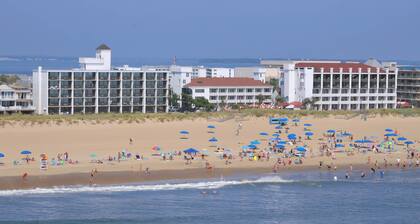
[
  {"left": 295, "top": 62, "right": 384, "bottom": 73},
  {"left": 185, "top": 78, "right": 270, "bottom": 87}
]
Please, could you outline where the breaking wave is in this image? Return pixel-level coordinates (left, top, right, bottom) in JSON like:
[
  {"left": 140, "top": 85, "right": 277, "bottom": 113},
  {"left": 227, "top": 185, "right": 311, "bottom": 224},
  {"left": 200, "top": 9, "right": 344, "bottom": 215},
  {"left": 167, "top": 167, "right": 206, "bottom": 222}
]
[{"left": 0, "top": 176, "right": 292, "bottom": 196}]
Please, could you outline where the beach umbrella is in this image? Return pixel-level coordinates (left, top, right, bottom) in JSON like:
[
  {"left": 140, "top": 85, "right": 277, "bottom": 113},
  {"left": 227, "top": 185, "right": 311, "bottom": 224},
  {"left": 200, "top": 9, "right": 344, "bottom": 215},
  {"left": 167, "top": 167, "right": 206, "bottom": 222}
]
[
  {"left": 183, "top": 148, "right": 199, "bottom": 154},
  {"left": 247, "top": 144, "right": 257, "bottom": 149},
  {"left": 354, "top": 139, "right": 373, "bottom": 143},
  {"left": 385, "top": 128, "right": 393, "bottom": 132},
  {"left": 336, "top": 144, "right": 345, "bottom": 148},
  {"left": 404, "top": 141, "right": 414, "bottom": 145},
  {"left": 326, "top": 129, "right": 336, "bottom": 133},
  {"left": 270, "top": 137, "right": 282, "bottom": 141},
  {"left": 287, "top": 134, "right": 297, "bottom": 140},
  {"left": 209, "top": 137, "right": 218, "bottom": 142},
  {"left": 207, "top": 125, "right": 216, "bottom": 129},
  {"left": 296, "top": 146, "right": 306, "bottom": 152},
  {"left": 279, "top": 118, "right": 288, "bottom": 122},
  {"left": 152, "top": 146, "right": 161, "bottom": 151},
  {"left": 305, "top": 132, "right": 314, "bottom": 136},
  {"left": 275, "top": 144, "right": 285, "bottom": 149},
  {"left": 342, "top": 132, "right": 352, "bottom": 136},
  {"left": 89, "top": 153, "right": 97, "bottom": 158},
  {"left": 251, "top": 140, "right": 261, "bottom": 145},
  {"left": 275, "top": 125, "right": 282, "bottom": 130},
  {"left": 292, "top": 118, "right": 300, "bottom": 122},
  {"left": 278, "top": 140, "right": 287, "bottom": 144},
  {"left": 272, "top": 133, "right": 280, "bottom": 137},
  {"left": 20, "top": 150, "right": 32, "bottom": 155},
  {"left": 304, "top": 123, "right": 312, "bottom": 127},
  {"left": 397, "top": 137, "right": 407, "bottom": 141},
  {"left": 384, "top": 133, "right": 397, "bottom": 137},
  {"left": 242, "top": 145, "right": 249, "bottom": 150},
  {"left": 259, "top": 132, "right": 269, "bottom": 136},
  {"left": 179, "top": 130, "right": 189, "bottom": 135},
  {"left": 0, "top": 153, "right": 4, "bottom": 158}
]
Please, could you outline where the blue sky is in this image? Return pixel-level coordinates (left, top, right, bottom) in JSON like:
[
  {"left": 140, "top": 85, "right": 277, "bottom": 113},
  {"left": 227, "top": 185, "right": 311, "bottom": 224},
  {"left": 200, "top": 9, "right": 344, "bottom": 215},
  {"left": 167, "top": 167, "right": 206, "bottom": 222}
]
[{"left": 1, "top": 0, "right": 419, "bottom": 60}]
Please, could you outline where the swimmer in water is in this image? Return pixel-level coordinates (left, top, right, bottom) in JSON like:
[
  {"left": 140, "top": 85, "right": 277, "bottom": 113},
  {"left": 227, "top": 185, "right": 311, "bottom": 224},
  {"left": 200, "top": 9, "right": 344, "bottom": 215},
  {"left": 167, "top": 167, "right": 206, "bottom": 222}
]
[
  {"left": 345, "top": 172, "right": 349, "bottom": 179},
  {"left": 361, "top": 172, "right": 366, "bottom": 178}
]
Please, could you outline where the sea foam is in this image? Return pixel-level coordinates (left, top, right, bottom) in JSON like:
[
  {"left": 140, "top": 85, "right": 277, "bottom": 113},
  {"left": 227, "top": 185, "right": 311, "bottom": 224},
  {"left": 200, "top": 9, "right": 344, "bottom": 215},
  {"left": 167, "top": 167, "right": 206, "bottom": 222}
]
[{"left": 0, "top": 176, "right": 292, "bottom": 196}]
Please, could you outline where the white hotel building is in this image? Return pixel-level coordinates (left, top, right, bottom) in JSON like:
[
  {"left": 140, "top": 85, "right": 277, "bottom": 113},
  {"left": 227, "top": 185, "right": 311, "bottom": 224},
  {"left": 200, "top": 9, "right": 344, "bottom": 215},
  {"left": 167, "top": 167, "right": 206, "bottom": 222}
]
[
  {"left": 33, "top": 45, "right": 169, "bottom": 115},
  {"left": 262, "top": 60, "right": 398, "bottom": 110},
  {"left": 184, "top": 77, "right": 273, "bottom": 105}
]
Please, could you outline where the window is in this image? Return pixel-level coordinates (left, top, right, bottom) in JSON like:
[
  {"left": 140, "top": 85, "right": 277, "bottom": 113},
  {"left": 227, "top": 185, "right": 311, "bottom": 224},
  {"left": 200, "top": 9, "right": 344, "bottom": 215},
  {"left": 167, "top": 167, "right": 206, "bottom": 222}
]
[
  {"left": 210, "top": 88, "right": 217, "bottom": 93},
  {"left": 264, "top": 88, "right": 271, "bottom": 93},
  {"left": 237, "top": 96, "right": 244, "bottom": 100},
  {"left": 255, "top": 88, "right": 262, "bottom": 93},
  {"left": 237, "top": 88, "right": 244, "bottom": 93},
  {"left": 228, "top": 88, "right": 236, "bottom": 93},
  {"left": 246, "top": 88, "right": 253, "bottom": 93},
  {"left": 195, "top": 89, "right": 205, "bottom": 93},
  {"left": 228, "top": 96, "right": 235, "bottom": 100},
  {"left": 219, "top": 88, "right": 227, "bottom": 93},
  {"left": 246, "top": 96, "right": 253, "bottom": 100},
  {"left": 210, "top": 96, "right": 217, "bottom": 100}
]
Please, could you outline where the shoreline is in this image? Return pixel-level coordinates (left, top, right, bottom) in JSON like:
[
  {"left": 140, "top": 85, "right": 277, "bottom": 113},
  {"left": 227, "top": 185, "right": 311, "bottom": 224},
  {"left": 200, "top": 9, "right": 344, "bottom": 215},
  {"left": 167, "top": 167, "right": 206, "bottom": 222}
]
[{"left": 0, "top": 163, "right": 414, "bottom": 191}]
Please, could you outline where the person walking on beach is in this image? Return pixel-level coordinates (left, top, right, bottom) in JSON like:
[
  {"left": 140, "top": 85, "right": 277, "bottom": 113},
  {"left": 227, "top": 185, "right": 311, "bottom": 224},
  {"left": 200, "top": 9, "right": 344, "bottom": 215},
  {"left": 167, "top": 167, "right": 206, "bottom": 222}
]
[{"left": 129, "top": 138, "right": 134, "bottom": 145}]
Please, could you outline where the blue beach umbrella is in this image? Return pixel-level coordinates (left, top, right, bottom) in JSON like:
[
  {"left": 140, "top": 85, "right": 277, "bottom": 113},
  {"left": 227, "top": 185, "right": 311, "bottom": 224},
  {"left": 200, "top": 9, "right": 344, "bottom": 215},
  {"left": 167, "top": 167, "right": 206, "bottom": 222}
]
[
  {"left": 278, "top": 140, "right": 287, "bottom": 144},
  {"left": 270, "top": 137, "right": 282, "bottom": 141},
  {"left": 207, "top": 125, "right": 216, "bottom": 129},
  {"left": 342, "top": 132, "right": 352, "bottom": 136},
  {"left": 279, "top": 118, "right": 288, "bottom": 122},
  {"left": 404, "top": 141, "right": 414, "bottom": 145},
  {"left": 275, "top": 144, "right": 285, "bottom": 149},
  {"left": 0, "top": 153, "right": 5, "bottom": 158},
  {"left": 397, "top": 137, "right": 407, "bottom": 141},
  {"left": 336, "top": 144, "right": 345, "bottom": 148},
  {"left": 20, "top": 150, "right": 32, "bottom": 155},
  {"left": 275, "top": 125, "right": 282, "bottom": 130},
  {"left": 272, "top": 133, "right": 280, "bottom": 137},
  {"left": 209, "top": 137, "right": 218, "bottom": 142},
  {"left": 327, "top": 129, "right": 336, "bottom": 133},
  {"left": 384, "top": 133, "right": 397, "bottom": 137},
  {"left": 292, "top": 118, "right": 300, "bottom": 123},
  {"left": 247, "top": 144, "right": 257, "bottom": 149},
  {"left": 180, "top": 130, "right": 189, "bottom": 135},
  {"left": 354, "top": 139, "right": 373, "bottom": 143},
  {"left": 304, "top": 123, "right": 312, "bottom": 127},
  {"left": 259, "top": 132, "right": 268, "bottom": 136},
  {"left": 305, "top": 132, "right": 314, "bottom": 136},
  {"left": 251, "top": 140, "right": 261, "bottom": 145},
  {"left": 287, "top": 133, "right": 297, "bottom": 140},
  {"left": 385, "top": 128, "right": 393, "bottom": 132},
  {"left": 183, "top": 148, "right": 199, "bottom": 154},
  {"left": 296, "top": 146, "right": 306, "bottom": 152}
]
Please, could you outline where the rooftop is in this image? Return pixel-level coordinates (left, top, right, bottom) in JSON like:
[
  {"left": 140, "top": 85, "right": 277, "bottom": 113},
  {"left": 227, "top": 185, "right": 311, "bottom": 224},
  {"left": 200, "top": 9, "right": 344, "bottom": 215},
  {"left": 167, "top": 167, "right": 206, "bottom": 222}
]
[
  {"left": 96, "top": 44, "right": 111, "bottom": 50},
  {"left": 185, "top": 78, "right": 271, "bottom": 87},
  {"left": 295, "top": 62, "right": 385, "bottom": 73}
]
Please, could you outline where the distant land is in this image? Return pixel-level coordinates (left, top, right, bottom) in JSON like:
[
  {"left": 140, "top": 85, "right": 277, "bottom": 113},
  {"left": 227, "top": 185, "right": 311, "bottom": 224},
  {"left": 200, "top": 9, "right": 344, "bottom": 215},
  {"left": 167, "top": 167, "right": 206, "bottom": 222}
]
[{"left": 1, "top": 55, "right": 419, "bottom": 75}]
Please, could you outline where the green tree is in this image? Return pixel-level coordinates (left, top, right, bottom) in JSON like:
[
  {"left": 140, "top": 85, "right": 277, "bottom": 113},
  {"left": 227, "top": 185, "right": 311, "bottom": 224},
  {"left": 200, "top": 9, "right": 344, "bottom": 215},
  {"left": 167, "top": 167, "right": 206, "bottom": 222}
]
[
  {"left": 193, "top": 97, "right": 214, "bottom": 112},
  {"left": 170, "top": 93, "right": 180, "bottom": 108},
  {"left": 0, "top": 75, "right": 20, "bottom": 85},
  {"left": 181, "top": 93, "right": 194, "bottom": 111},
  {"left": 256, "top": 94, "right": 265, "bottom": 105},
  {"left": 302, "top": 97, "right": 315, "bottom": 110}
]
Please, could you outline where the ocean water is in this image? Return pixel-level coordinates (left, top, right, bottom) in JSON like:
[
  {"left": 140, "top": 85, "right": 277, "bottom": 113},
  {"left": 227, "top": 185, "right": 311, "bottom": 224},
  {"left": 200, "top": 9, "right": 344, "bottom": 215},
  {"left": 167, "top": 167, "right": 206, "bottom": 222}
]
[
  {"left": 0, "top": 56, "right": 260, "bottom": 74},
  {"left": 0, "top": 169, "right": 419, "bottom": 224}
]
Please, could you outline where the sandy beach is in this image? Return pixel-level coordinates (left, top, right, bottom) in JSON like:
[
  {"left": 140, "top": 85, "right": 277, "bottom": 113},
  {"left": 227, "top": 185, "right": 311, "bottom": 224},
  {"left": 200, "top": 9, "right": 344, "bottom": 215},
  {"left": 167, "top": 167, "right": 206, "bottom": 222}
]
[{"left": 0, "top": 114, "right": 419, "bottom": 190}]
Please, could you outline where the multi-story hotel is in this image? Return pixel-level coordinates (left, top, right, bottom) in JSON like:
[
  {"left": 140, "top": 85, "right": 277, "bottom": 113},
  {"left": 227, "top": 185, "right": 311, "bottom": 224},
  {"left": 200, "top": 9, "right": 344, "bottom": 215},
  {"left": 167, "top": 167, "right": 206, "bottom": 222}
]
[
  {"left": 0, "top": 84, "right": 34, "bottom": 114},
  {"left": 184, "top": 77, "right": 273, "bottom": 106},
  {"left": 397, "top": 67, "right": 420, "bottom": 107},
  {"left": 261, "top": 60, "right": 398, "bottom": 110},
  {"left": 32, "top": 45, "right": 169, "bottom": 115}
]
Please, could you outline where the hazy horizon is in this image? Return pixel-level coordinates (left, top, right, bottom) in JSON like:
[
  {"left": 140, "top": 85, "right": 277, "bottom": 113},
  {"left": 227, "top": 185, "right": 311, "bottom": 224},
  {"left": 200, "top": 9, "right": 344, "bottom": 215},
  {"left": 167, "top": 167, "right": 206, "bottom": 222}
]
[{"left": 1, "top": 0, "right": 420, "bottom": 60}]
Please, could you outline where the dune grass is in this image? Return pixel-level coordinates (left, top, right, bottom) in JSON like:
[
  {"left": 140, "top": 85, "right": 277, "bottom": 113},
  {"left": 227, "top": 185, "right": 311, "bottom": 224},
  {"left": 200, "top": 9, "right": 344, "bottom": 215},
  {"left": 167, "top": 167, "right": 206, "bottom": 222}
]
[{"left": 0, "top": 108, "right": 419, "bottom": 127}]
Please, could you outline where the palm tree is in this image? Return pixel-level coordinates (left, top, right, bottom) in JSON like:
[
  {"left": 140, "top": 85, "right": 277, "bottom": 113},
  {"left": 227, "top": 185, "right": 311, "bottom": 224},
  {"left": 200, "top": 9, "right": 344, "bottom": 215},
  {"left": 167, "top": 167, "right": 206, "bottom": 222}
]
[{"left": 302, "top": 97, "right": 315, "bottom": 110}]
